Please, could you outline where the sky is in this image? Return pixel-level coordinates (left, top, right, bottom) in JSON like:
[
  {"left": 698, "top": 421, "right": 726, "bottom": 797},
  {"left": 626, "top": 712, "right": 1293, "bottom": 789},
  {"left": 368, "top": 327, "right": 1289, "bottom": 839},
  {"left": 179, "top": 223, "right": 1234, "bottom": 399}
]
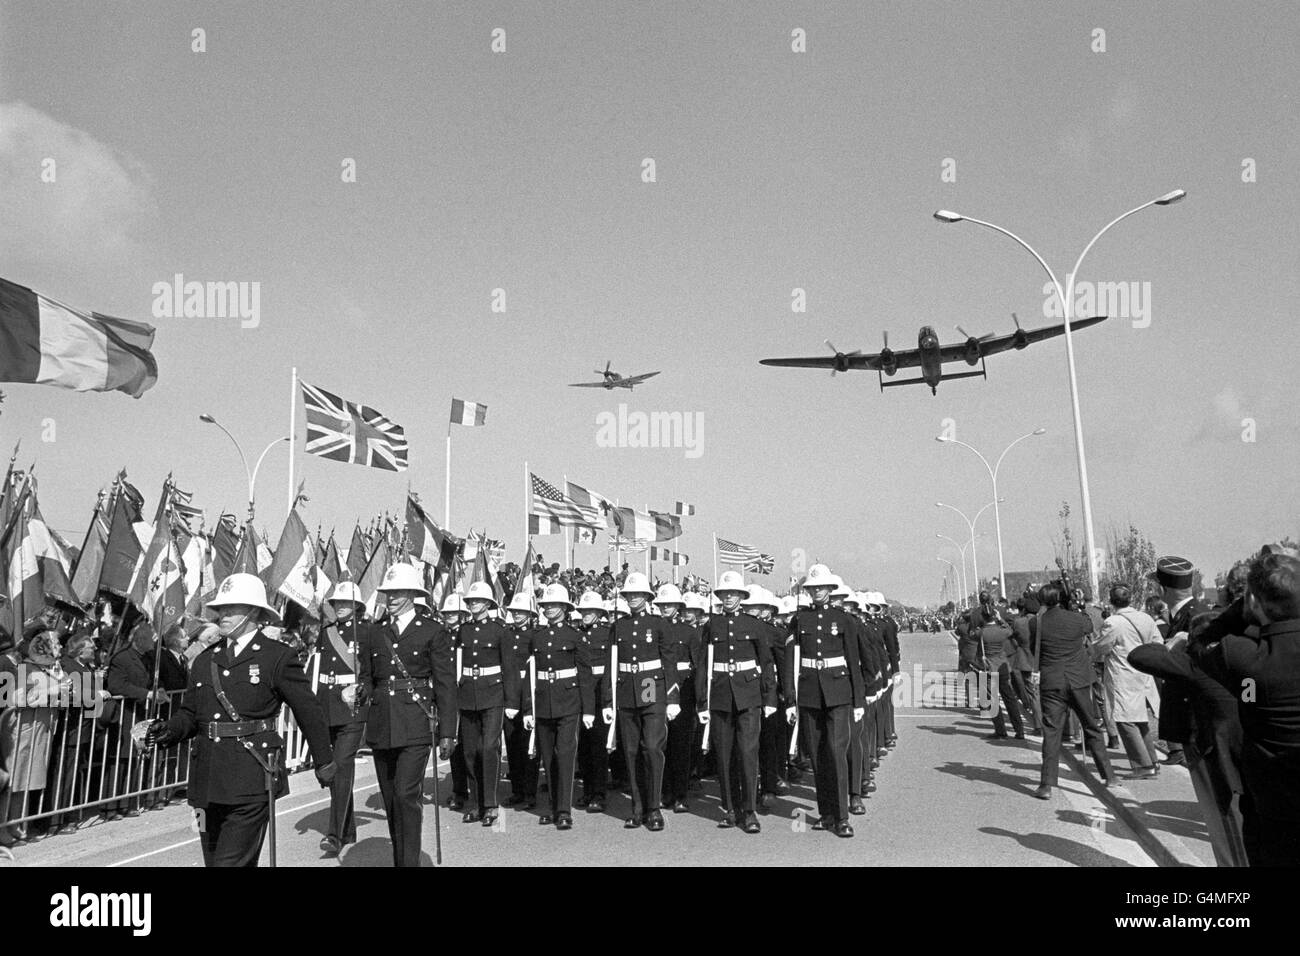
[{"left": 1, "top": 0, "right": 1297, "bottom": 606}]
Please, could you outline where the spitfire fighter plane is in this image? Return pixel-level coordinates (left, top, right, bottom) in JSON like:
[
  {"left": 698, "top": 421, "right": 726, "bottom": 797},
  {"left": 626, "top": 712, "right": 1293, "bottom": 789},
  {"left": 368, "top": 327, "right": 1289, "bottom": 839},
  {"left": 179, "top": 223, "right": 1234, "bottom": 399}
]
[
  {"left": 569, "top": 361, "right": 661, "bottom": 391},
  {"left": 759, "top": 314, "right": 1107, "bottom": 394}
]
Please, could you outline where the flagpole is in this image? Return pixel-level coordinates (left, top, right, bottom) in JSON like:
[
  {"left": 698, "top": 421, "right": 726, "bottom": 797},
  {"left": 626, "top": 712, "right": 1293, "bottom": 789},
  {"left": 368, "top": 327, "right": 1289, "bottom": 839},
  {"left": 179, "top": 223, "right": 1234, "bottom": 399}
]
[
  {"left": 445, "top": 420, "right": 452, "bottom": 529},
  {"left": 644, "top": 503, "right": 651, "bottom": 578},
  {"left": 562, "top": 474, "right": 571, "bottom": 572},
  {"left": 287, "top": 367, "right": 297, "bottom": 519},
  {"left": 522, "top": 460, "right": 529, "bottom": 570},
  {"left": 712, "top": 532, "right": 718, "bottom": 588}
]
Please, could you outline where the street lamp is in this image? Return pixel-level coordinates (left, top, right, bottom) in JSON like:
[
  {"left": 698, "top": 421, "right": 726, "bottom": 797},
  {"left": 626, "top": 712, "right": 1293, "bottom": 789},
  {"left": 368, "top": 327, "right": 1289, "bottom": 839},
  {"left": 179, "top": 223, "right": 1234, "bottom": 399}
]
[
  {"left": 934, "top": 189, "right": 1186, "bottom": 601},
  {"left": 199, "top": 414, "right": 290, "bottom": 521},
  {"left": 936, "top": 428, "right": 1046, "bottom": 599},
  {"left": 935, "top": 532, "right": 985, "bottom": 609},
  {"left": 937, "top": 500, "right": 1002, "bottom": 599},
  {"left": 937, "top": 556, "right": 960, "bottom": 608}
]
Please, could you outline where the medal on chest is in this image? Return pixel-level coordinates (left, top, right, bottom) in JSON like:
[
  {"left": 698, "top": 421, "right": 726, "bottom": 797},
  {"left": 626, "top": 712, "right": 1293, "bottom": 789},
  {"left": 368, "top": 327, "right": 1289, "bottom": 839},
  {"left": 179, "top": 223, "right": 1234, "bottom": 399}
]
[
  {"left": 249, "top": 663, "right": 261, "bottom": 685},
  {"left": 830, "top": 623, "right": 838, "bottom": 637}
]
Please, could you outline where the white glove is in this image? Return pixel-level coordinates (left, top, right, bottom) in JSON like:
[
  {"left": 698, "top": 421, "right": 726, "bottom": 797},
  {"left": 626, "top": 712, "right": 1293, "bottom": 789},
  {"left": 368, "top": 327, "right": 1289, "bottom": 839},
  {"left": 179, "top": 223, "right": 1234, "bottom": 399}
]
[
  {"left": 523, "top": 715, "right": 535, "bottom": 731},
  {"left": 853, "top": 707, "right": 865, "bottom": 722},
  {"left": 582, "top": 714, "right": 595, "bottom": 730},
  {"left": 505, "top": 708, "right": 519, "bottom": 720},
  {"left": 666, "top": 703, "right": 681, "bottom": 721},
  {"left": 892, "top": 673, "right": 904, "bottom": 686},
  {"left": 341, "top": 685, "right": 358, "bottom": 706},
  {"left": 601, "top": 707, "right": 614, "bottom": 725},
  {"left": 763, "top": 705, "right": 776, "bottom": 718},
  {"left": 697, "top": 711, "right": 710, "bottom": 726},
  {"left": 785, "top": 706, "right": 797, "bottom": 726}
]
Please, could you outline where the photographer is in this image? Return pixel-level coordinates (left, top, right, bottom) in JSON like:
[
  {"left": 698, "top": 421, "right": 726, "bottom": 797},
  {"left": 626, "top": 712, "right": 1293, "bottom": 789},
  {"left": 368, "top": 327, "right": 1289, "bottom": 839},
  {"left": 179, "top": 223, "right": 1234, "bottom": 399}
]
[{"left": 973, "top": 593, "right": 1025, "bottom": 740}]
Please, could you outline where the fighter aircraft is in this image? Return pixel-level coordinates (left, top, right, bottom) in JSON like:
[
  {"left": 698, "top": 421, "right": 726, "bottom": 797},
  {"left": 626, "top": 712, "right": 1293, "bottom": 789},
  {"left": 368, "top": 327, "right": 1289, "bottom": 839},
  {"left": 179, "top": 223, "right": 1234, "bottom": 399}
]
[
  {"left": 759, "top": 314, "right": 1107, "bottom": 395},
  {"left": 569, "top": 361, "right": 661, "bottom": 391}
]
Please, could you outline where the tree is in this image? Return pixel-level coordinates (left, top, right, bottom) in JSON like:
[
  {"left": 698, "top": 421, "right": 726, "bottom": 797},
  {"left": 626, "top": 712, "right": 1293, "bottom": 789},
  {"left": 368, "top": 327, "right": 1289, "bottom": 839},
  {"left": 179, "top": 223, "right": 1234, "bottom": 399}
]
[{"left": 1053, "top": 502, "right": 1159, "bottom": 605}]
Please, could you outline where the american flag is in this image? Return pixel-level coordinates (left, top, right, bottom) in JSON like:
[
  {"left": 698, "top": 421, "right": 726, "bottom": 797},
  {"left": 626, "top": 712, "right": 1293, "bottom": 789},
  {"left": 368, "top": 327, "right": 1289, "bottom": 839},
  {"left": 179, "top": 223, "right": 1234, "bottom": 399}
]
[
  {"left": 716, "top": 536, "right": 759, "bottom": 566},
  {"left": 746, "top": 553, "right": 775, "bottom": 574},
  {"left": 530, "top": 473, "right": 584, "bottom": 526},
  {"left": 301, "top": 381, "right": 408, "bottom": 472}
]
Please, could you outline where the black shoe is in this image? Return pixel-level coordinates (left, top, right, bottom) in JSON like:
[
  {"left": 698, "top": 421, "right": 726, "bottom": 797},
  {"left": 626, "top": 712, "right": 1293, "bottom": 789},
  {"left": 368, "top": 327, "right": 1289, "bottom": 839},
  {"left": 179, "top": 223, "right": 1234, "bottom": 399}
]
[
  {"left": 556, "top": 813, "right": 573, "bottom": 830},
  {"left": 1032, "top": 785, "right": 1052, "bottom": 800},
  {"left": 833, "top": 821, "right": 854, "bottom": 838},
  {"left": 1108, "top": 736, "right": 1120, "bottom": 750},
  {"left": 984, "top": 733, "right": 1009, "bottom": 740},
  {"left": 645, "top": 810, "right": 664, "bottom": 832},
  {"left": 624, "top": 815, "right": 642, "bottom": 829},
  {"left": 462, "top": 809, "right": 482, "bottom": 823},
  {"left": 448, "top": 795, "right": 466, "bottom": 812},
  {"left": 718, "top": 811, "right": 736, "bottom": 829},
  {"left": 538, "top": 814, "right": 553, "bottom": 826},
  {"left": 481, "top": 809, "right": 499, "bottom": 828},
  {"left": 811, "top": 815, "right": 830, "bottom": 831},
  {"left": 742, "top": 813, "right": 761, "bottom": 834},
  {"left": 672, "top": 799, "right": 689, "bottom": 813},
  {"left": 1164, "top": 752, "right": 1186, "bottom": 767},
  {"left": 1014, "top": 732, "right": 1026, "bottom": 740},
  {"left": 877, "top": 747, "right": 889, "bottom": 758},
  {"left": 849, "top": 795, "right": 866, "bottom": 815},
  {"left": 865, "top": 778, "right": 877, "bottom": 794},
  {"left": 319, "top": 835, "right": 342, "bottom": 856},
  {"left": 1127, "top": 768, "right": 1158, "bottom": 780},
  {"left": 508, "top": 791, "right": 525, "bottom": 806},
  {"left": 587, "top": 798, "right": 606, "bottom": 814},
  {"left": 525, "top": 797, "right": 538, "bottom": 810},
  {"left": 576, "top": 794, "right": 591, "bottom": 808},
  {"left": 772, "top": 779, "right": 789, "bottom": 795}
]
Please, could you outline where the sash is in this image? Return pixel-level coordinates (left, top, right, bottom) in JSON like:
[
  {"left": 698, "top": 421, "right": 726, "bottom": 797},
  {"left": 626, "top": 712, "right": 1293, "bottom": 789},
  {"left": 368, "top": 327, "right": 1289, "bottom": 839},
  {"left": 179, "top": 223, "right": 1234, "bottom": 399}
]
[
  {"left": 376, "top": 624, "right": 437, "bottom": 724},
  {"left": 325, "top": 622, "right": 357, "bottom": 671},
  {"left": 209, "top": 651, "right": 279, "bottom": 777}
]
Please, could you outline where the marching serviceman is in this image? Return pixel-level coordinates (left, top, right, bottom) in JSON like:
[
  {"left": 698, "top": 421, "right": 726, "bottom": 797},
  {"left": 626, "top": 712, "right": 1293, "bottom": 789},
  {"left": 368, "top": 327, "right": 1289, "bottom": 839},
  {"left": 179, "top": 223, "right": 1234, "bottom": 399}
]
[
  {"left": 504, "top": 591, "right": 540, "bottom": 807},
  {"left": 835, "top": 586, "right": 872, "bottom": 815},
  {"left": 655, "top": 583, "right": 702, "bottom": 813},
  {"left": 783, "top": 565, "right": 865, "bottom": 838},
  {"left": 701, "top": 573, "right": 777, "bottom": 833},
  {"left": 607, "top": 572, "right": 679, "bottom": 831},
  {"left": 523, "top": 584, "right": 585, "bottom": 829},
  {"left": 439, "top": 593, "right": 471, "bottom": 812},
  {"left": 746, "top": 586, "right": 788, "bottom": 810},
  {"left": 458, "top": 581, "right": 523, "bottom": 825},
  {"left": 359, "top": 564, "right": 457, "bottom": 867},
  {"left": 145, "top": 573, "right": 337, "bottom": 867},
  {"left": 313, "top": 582, "right": 370, "bottom": 856},
  {"left": 874, "top": 593, "right": 901, "bottom": 751},
  {"left": 575, "top": 590, "right": 610, "bottom": 812}
]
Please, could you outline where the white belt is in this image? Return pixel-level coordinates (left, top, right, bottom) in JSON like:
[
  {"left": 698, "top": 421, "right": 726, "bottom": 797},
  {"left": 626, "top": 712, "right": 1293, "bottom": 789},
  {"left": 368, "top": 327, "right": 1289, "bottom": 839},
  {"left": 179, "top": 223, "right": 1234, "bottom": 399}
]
[
  {"left": 677, "top": 661, "right": 693, "bottom": 672},
  {"left": 712, "top": 660, "right": 757, "bottom": 674},
  {"left": 320, "top": 674, "right": 356, "bottom": 686},
  {"left": 801, "top": 656, "right": 847, "bottom": 670},
  {"left": 461, "top": 665, "right": 502, "bottom": 678},
  {"left": 618, "top": 659, "right": 662, "bottom": 673},
  {"left": 590, "top": 666, "right": 606, "bottom": 675},
  {"left": 537, "top": 667, "right": 578, "bottom": 682}
]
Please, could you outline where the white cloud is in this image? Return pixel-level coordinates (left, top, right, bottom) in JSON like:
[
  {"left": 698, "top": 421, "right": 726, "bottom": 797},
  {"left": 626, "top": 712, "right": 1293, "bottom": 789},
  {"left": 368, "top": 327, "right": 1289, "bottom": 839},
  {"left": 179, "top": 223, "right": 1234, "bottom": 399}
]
[{"left": 0, "top": 101, "right": 156, "bottom": 269}]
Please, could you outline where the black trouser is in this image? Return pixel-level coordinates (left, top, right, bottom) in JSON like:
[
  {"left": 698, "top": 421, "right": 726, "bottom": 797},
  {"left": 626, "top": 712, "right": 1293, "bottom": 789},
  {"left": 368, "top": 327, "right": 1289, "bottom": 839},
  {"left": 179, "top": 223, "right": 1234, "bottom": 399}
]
[
  {"left": 759, "top": 707, "right": 784, "bottom": 793},
  {"left": 578, "top": 718, "right": 608, "bottom": 801},
  {"left": 1010, "top": 669, "right": 1040, "bottom": 730},
  {"left": 884, "top": 680, "right": 897, "bottom": 739},
  {"left": 800, "top": 704, "right": 851, "bottom": 823},
  {"left": 505, "top": 709, "right": 538, "bottom": 799},
  {"left": 663, "top": 684, "right": 697, "bottom": 804},
  {"left": 1116, "top": 720, "right": 1159, "bottom": 770},
  {"left": 450, "top": 739, "right": 469, "bottom": 799},
  {"left": 198, "top": 800, "right": 270, "bottom": 868},
  {"left": 990, "top": 665, "right": 1026, "bottom": 737},
  {"left": 536, "top": 713, "right": 579, "bottom": 816},
  {"left": 327, "top": 722, "right": 363, "bottom": 844},
  {"left": 373, "top": 744, "right": 431, "bottom": 867},
  {"left": 461, "top": 707, "right": 504, "bottom": 812},
  {"left": 848, "top": 703, "right": 869, "bottom": 796},
  {"left": 1038, "top": 685, "right": 1113, "bottom": 787},
  {"left": 617, "top": 706, "right": 667, "bottom": 817},
  {"left": 711, "top": 705, "right": 760, "bottom": 814}
]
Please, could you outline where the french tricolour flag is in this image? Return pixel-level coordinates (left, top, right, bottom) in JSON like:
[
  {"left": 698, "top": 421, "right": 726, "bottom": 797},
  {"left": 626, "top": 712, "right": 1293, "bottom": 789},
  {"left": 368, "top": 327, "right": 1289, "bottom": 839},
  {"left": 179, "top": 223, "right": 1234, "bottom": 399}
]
[
  {"left": 449, "top": 398, "right": 487, "bottom": 426},
  {"left": 0, "top": 277, "right": 158, "bottom": 398}
]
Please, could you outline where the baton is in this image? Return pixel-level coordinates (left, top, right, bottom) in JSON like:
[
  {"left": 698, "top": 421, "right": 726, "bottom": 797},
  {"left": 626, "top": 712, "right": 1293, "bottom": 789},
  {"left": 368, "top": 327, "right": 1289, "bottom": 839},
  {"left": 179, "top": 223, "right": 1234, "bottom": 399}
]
[
  {"left": 605, "top": 641, "right": 618, "bottom": 752},
  {"left": 701, "top": 642, "right": 714, "bottom": 754},
  {"left": 265, "top": 747, "right": 280, "bottom": 868},
  {"left": 528, "top": 656, "right": 537, "bottom": 757},
  {"left": 788, "top": 645, "right": 800, "bottom": 758},
  {"left": 431, "top": 711, "right": 442, "bottom": 865}
]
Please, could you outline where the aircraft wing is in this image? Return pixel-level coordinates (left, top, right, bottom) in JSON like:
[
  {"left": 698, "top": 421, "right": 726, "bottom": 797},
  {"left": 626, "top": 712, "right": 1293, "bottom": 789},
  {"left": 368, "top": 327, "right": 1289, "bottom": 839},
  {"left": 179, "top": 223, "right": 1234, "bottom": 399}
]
[
  {"left": 568, "top": 381, "right": 610, "bottom": 388},
  {"left": 759, "top": 350, "right": 921, "bottom": 371},
  {"left": 620, "top": 371, "right": 660, "bottom": 386},
  {"left": 938, "top": 315, "right": 1108, "bottom": 363}
]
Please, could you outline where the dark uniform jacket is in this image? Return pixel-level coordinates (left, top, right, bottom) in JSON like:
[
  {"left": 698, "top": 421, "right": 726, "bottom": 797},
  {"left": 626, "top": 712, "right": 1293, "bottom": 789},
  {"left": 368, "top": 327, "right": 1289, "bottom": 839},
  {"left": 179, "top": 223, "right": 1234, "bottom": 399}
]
[
  {"left": 859, "top": 619, "right": 887, "bottom": 697},
  {"left": 663, "top": 618, "right": 704, "bottom": 703},
  {"left": 507, "top": 623, "right": 533, "bottom": 699},
  {"left": 456, "top": 618, "right": 522, "bottom": 712},
  {"left": 144, "top": 648, "right": 190, "bottom": 693},
  {"left": 1008, "top": 616, "right": 1036, "bottom": 671},
  {"left": 312, "top": 617, "right": 369, "bottom": 727},
  {"left": 522, "top": 621, "right": 585, "bottom": 719},
  {"left": 606, "top": 610, "right": 679, "bottom": 710},
  {"left": 760, "top": 618, "right": 789, "bottom": 706},
  {"left": 782, "top": 605, "right": 865, "bottom": 709},
  {"left": 1035, "top": 607, "right": 1096, "bottom": 690},
  {"left": 579, "top": 622, "right": 611, "bottom": 715},
  {"left": 882, "top": 615, "right": 901, "bottom": 676},
  {"left": 107, "top": 646, "right": 152, "bottom": 701},
  {"left": 360, "top": 612, "right": 458, "bottom": 748},
  {"left": 163, "top": 630, "right": 333, "bottom": 806},
  {"left": 699, "top": 611, "right": 775, "bottom": 713}
]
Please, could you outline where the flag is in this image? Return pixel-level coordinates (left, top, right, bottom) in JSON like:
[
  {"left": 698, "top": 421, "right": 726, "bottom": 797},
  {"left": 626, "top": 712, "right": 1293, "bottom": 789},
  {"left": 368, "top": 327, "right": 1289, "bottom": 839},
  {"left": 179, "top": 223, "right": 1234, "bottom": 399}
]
[
  {"left": 530, "top": 472, "right": 584, "bottom": 526},
  {"left": 0, "top": 276, "right": 158, "bottom": 397},
  {"left": 232, "top": 521, "right": 263, "bottom": 576},
  {"left": 301, "top": 380, "right": 408, "bottom": 472},
  {"left": 466, "top": 540, "right": 504, "bottom": 605},
  {"left": 529, "top": 513, "right": 563, "bottom": 535},
  {"left": 405, "top": 494, "right": 460, "bottom": 565},
  {"left": 70, "top": 493, "right": 110, "bottom": 604},
  {"left": 566, "top": 480, "right": 611, "bottom": 529},
  {"left": 356, "top": 537, "right": 391, "bottom": 603},
  {"left": 610, "top": 507, "right": 680, "bottom": 543},
  {"left": 99, "top": 482, "right": 145, "bottom": 596},
  {"left": 183, "top": 531, "right": 214, "bottom": 616},
  {"left": 575, "top": 525, "right": 599, "bottom": 545},
  {"left": 674, "top": 501, "right": 696, "bottom": 516},
  {"left": 322, "top": 534, "right": 344, "bottom": 585},
  {"left": 510, "top": 541, "right": 537, "bottom": 608},
  {"left": 650, "top": 546, "right": 689, "bottom": 567},
  {"left": 608, "top": 534, "right": 647, "bottom": 553},
  {"left": 449, "top": 398, "right": 488, "bottom": 426},
  {"left": 267, "top": 509, "right": 317, "bottom": 613},
  {"left": 346, "top": 525, "right": 369, "bottom": 582},
  {"left": 745, "top": 553, "right": 775, "bottom": 575},
  {"left": 143, "top": 532, "right": 186, "bottom": 634},
  {"left": 211, "top": 514, "right": 240, "bottom": 583},
  {"left": 717, "top": 536, "right": 760, "bottom": 567}
]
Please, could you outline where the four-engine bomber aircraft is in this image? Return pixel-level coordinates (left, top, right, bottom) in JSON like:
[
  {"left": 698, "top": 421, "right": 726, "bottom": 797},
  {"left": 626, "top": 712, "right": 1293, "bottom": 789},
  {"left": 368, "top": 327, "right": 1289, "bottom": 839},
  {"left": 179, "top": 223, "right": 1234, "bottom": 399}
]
[
  {"left": 569, "top": 360, "right": 661, "bottom": 391},
  {"left": 759, "top": 313, "right": 1108, "bottom": 394}
]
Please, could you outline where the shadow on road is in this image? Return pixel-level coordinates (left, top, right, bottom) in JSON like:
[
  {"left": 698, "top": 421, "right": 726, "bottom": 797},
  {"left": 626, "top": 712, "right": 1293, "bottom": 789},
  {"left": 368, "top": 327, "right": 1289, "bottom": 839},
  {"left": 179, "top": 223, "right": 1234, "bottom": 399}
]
[
  {"left": 933, "top": 760, "right": 1038, "bottom": 797},
  {"left": 979, "top": 826, "right": 1138, "bottom": 867}
]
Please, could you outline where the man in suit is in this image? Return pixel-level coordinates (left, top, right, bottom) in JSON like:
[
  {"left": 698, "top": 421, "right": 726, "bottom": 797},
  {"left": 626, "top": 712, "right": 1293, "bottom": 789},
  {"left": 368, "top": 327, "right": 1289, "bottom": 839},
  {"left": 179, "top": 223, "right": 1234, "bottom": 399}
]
[
  {"left": 972, "top": 594, "right": 1025, "bottom": 740},
  {"left": 1032, "top": 582, "right": 1115, "bottom": 799},
  {"left": 1008, "top": 598, "right": 1041, "bottom": 733},
  {"left": 146, "top": 574, "right": 337, "bottom": 867},
  {"left": 1153, "top": 555, "right": 1209, "bottom": 766},
  {"left": 312, "top": 582, "right": 369, "bottom": 856},
  {"left": 358, "top": 565, "right": 457, "bottom": 866}
]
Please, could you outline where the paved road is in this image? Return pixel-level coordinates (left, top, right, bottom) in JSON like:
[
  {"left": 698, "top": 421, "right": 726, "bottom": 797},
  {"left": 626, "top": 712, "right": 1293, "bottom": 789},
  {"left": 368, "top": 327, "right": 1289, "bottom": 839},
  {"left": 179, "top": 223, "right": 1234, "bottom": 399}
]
[{"left": 13, "top": 632, "right": 1157, "bottom": 867}]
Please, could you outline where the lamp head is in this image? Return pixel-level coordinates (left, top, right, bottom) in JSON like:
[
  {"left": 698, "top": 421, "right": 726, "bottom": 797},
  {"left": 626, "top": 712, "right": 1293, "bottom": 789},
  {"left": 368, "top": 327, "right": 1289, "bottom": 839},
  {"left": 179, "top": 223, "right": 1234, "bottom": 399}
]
[
  {"left": 1154, "top": 189, "right": 1186, "bottom": 206},
  {"left": 933, "top": 210, "right": 964, "bottom": 223}
]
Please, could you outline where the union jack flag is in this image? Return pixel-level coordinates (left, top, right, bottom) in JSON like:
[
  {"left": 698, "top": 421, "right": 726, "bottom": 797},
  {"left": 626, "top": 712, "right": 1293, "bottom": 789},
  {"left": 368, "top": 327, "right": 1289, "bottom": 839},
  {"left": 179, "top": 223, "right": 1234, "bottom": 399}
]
[
  {"left": 745, "top": 553, "right": 774, "bottom": 574},
  {"left": 301, "top": 381, "right": 408, "bottom": 472}
]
